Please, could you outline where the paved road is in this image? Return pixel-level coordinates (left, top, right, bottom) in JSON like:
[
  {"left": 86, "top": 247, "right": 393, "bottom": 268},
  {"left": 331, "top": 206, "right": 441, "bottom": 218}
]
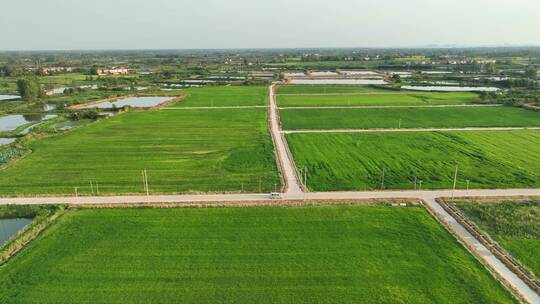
[
  {"left": 268, "top": 84, "right": 303, "bottom": 194},
  {"left": 280, "top": 104, "right": 503, "bottom": 109},
  {"left": 283, "top": 126, "right": 540, "bottom": 134}
]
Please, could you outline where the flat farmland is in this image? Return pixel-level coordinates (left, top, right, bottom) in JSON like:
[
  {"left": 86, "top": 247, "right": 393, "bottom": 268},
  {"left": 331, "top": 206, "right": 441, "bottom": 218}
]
[
  {"left": 280, "top": 106, "right": 540, "bottom": 130},
  {"left": 277, "top": 91, "right": 478, "bottom": 107},
  {"left": 171, "top": 86, "right": 267, "bottom": 107},
  {"left": 0, "top": 206, "right": 516, "bottom": 303},
  {"left": 0, "top": 108, "right": 279, "bottom": 195},
  {"left": 451, "top": 200, "right": 540, "bottom": 279},
  {"left": 287, "top": 130, "right": 540, "bottom": 191},
  {"left": 277, "top": 84, "right": 383, "bottom": 94}
]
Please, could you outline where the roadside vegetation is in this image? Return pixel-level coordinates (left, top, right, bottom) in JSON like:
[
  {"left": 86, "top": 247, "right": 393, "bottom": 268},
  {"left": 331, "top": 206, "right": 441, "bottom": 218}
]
[
  {"left": 0, "top": 205, "right": 516, "bottom": 303},
  {"left": 451, "top": 200, "right": 540, "bottom": 279},
  {"left": 287, "top": 131, "right": 540, "bottom": 191}
]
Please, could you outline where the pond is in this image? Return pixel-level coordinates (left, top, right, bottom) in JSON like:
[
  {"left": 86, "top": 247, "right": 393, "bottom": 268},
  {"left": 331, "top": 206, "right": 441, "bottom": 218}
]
[
  {"left": 0, "top": 114, "right": 58, "bottom": 132},
  {"left": 82, "top": 96, "right": 175, "bottom": 109},
  {"left": 0, "top": 95, "right": 20, "bottom": 101},
  {"left": 43, "top": 104, "right": 57, "bottom": 111},
  {"left": 401, "top": 86, "right": 500, "bottom": 92},
  {"left": 0, "top": 218, "right": 32, "bottom": 246},
  {"left": 0, "top": 138, "right": 16, "bottom": 146},
  {"left": 289, "top": 79, "right": 388, "bottom": 85}
]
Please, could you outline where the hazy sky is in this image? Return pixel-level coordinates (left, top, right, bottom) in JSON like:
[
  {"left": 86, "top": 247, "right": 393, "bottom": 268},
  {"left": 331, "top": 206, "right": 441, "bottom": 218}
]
[{"left": 1, "top": 0, "right": 539, "bottom": 50}]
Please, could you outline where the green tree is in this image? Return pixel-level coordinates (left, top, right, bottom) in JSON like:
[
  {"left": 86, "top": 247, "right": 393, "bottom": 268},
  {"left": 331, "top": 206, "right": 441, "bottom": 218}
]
[
  {"left": 17, "top": 78, "right": 42, "bottom": 102},
  {"left": 525, "top": 66, "right": 537, "bottom": 80}
]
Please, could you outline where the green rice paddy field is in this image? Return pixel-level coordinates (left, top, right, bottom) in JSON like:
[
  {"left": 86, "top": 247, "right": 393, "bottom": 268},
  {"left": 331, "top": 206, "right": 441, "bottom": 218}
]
[
  {"left": 280, "top": 106, "right": 540, "bottom": 130},
  {"left": 277, "top": 91, "right": 478, "bottom": 107},
  {"left": 171, "top": 86, "right": 267, "bottom": 107},
  {"left": 0, "top": 206, "right": 516, "bottom": 303},
  {"left": 287, "top": 130, "right": 540, "bottom": 191},
  {"left": 451, "top": 200, "right": 540, "bottom": 279},
  {"left": 276, "top": 85, "right": 385, "bottom": 94},
  {"left": 0, "top": 108, "right": 279, "bottom": 195}
]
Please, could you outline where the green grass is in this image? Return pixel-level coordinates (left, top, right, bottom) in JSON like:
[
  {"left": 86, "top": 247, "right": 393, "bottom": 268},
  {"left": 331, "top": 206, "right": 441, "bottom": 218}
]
[
  {"left": 451, "top": 200, "right": 540, "bottom": 279},
  {"left": 0, "top": 206, "right": 516, "bottom": 303},
  {"left": 280, "top": 106, "right": 540, "bottom": 130},
  {"left": 0, "top": 108, "right": 279, "bottom": 195},
  {"left": 286, "top": 130, "right": 540, "bottom": 191},
  {"left": 277, "top": 92, "right": 478, "bottom": 107},
  {"left": 171, "top": 86, "right": 267, "bottom": 107},
  {"left": 276, "top": 85, "right": 384, "bottom": 94}
]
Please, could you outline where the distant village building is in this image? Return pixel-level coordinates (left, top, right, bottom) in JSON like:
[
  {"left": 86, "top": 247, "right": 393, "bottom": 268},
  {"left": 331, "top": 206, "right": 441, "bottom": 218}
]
[
  {"left": 96, "top": 67, "right": 129, "bottom": 76},
  {"left": 39, "top": 67, "right": 73, "bottom": 75}
]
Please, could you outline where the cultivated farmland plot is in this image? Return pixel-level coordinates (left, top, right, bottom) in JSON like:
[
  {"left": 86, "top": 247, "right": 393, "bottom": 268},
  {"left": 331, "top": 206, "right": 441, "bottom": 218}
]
[
  {"left": 280, "top": 106, "right": 540, "bottom": 130},
  {"left": 0, "top": 205, "right": 516, "bottom": 303},
  {"left": 287, "top": 131, "right": 540, "bottom": 191},
  {"left": 277, "top": 91, "right": 478, "bottom": 107},
  {"left": 170, "top": 86, "right": 268, "bottom": 107},
  {"left": 0, "top": 86, "right": 279, "bottom": 195}
]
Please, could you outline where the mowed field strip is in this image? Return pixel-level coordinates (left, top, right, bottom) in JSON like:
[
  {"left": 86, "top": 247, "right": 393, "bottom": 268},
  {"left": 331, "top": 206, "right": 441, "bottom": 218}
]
[
  {"left": 0, "top": 206, "right": 517, "bottom": 303},
  {"left": 286, "top": 130, "right": 540, "bottom": 191},
  {"left": 280, "top": 106, "right": 540, "bottom": 130},
  {"left": 0, "top": 86, "right": 280, "bottom": 195}
]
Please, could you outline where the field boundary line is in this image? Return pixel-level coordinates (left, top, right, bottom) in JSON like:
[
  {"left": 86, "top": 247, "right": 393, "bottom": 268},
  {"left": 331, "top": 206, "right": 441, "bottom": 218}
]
[
  {"left": 279, "top": 104, "right": 503, "bottom": 110},
  {"left": 164, "top": 105, "right": 268, "bottom": 110},
  {"left": 283, "top": 126, "right": 540, "bottom": 134}
]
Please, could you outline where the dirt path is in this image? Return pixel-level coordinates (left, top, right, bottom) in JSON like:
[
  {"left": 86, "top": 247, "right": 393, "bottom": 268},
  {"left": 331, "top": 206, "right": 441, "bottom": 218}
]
[{"left": 268, "top": 84, "right": 304, "bottom": 194}]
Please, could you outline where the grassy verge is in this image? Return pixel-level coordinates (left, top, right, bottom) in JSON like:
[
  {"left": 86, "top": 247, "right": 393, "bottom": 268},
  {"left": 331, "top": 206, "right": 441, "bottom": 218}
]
[
  {"left": 280, "top": 106, "right": 540, "bottom": 130},
  {"left": 0, "top": 205, "right": 516, "bottom": 303},
  {"left": 286, "top": 130, "right": 540, "bottom": 191}
]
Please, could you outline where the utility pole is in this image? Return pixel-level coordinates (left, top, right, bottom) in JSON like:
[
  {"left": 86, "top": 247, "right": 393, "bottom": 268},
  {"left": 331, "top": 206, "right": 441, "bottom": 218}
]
[
  {"left": 144, "top": 169, "right": 149, "bottom": 196},
  {"left": 142, "top": 170, "right": 146, "bottom": 193},
  {"left": 466, "top": 179, "right": 470, "bottom": 191},
  {"left": 451, "top": 165, "right": 459, "bottom": 200},
  {"left": 74, "top": 187, "right": 79, "bottom": 203},
  {"left": 380, "top": 167, "right": 385, "bottom": 190},
  {"left": 304, "top": 167, "right": 307, "bottom": 190}
]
